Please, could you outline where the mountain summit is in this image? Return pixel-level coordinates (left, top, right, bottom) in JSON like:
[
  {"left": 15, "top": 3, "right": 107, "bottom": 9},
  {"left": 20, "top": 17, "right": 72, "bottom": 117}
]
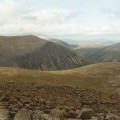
[{"left": 0, "top": 35, "right": 82, "bottom": 70}]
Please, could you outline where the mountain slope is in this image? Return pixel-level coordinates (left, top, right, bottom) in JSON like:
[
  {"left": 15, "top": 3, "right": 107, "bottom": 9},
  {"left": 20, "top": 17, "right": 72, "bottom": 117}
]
[
  {"left": 75, "top": 42, "right": 120, "bottom": 64},
  {"left": 95, "top": 43, "right": 120, "bottom": 62},
  {"left": 0, "top": 62, "right": 120, "bottom": 91},
  {"left": 0, "top": 35, "right": 47, "bottom": 58},
  {"left": 75, "top": 47, "right": 102, "bottom": 64},
  {"left": 49, "top": 39, "right": 78, "bottom": 49},
  {"left": 0, "top": 63, "right": 120, "bottom": 118},
  {"left": 0, "top": 35, "right": 82, "bottom": 70}
]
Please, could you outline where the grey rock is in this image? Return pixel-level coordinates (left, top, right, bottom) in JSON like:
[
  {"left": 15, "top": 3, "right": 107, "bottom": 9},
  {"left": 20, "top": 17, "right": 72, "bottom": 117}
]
[
  {"left": 14, "top": 109, "right": 32, "bottom": 120},
  {"left": 33, "top": 110, "right": 44, "bottom": 120},
  {"left": 44, "top": 100, "right": 52, "bottom": 109},
  {"left": 90, "top": 116, "right": 99, "bottom": 120},
  {"left": 67, "top": 118, "right": 80, "bottom": 120},
  {"left": 77, "top": 108, "right": 94, "bottom": 119},
  {"left": 0, "top": 107, "right": 9, "bottom": 120},
  {"left": 105, "top": 113, "right": 119, "bottom": 120},
  {"left": 50, "top": 109, "right": 63, "bottom": 119},
  {"left": 41, "top": 114, "right": 53, "bottom": 120},
  {"left": 41, "top": 114, "right": 60, "bottom": 120},
  {"left": 95, "top": 113, "right": 105, "bottom": 120}
]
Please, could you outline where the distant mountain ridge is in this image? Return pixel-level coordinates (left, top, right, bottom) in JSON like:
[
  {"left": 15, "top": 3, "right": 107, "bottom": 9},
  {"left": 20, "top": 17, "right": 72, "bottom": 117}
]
[
  {"left": 94, "top": 42, "right": 120, "bottom": 62},
  {"left": 0, "top": 35, "right": 82, "bottom": 70},
  {"left": 49, "top": 39, "right": 78, "bottom": 49},
  {"left": 75, "top": 42, "right": 120, "bottom": 64}
]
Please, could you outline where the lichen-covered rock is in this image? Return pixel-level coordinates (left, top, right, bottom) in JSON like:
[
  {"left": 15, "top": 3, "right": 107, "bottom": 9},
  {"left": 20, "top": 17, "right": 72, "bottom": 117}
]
[
  {"left": 33, "top": 110, "right": 44, "bottom": 120},
  {"left": 0, "top": 107, "right": 9, "bottom": 120},
  {"left": 14, "top": 109, "right": 32, "bottom": 120}
]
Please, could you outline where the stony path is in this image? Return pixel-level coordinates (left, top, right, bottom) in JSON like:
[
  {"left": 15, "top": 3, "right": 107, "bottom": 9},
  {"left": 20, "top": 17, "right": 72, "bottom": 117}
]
[{"left": 0, "top": 81, "right": 119, "bottom": 120}]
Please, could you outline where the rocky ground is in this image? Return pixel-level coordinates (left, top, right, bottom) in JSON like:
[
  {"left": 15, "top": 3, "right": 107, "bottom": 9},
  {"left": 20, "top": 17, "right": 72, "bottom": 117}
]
[{"left": 0, "top": 81, "right": 119, "bottom": 120}]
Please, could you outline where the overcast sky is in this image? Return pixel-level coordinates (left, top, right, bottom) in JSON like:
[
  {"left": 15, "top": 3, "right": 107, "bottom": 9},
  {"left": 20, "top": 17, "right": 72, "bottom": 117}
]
[{"left": 0, "top": 0, "right": 120, "bottom": 41}]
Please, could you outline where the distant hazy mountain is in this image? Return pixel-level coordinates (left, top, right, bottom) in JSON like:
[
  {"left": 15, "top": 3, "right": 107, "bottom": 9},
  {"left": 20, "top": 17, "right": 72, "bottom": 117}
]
[
  {"left": 49, "top": 39, "right": 78, "bottom": 49},
  {"left": 75, "top": 47, "right": 102, "bottom": 64},
  {"left": 94, "top": 42, "right": 120, "bottom": 62},
  {"left": 75, "top": 42, "right": 120, "bottom": 64},
  {"left": 0, "top": 35, "right": 82, "bottom": 70},
  {"left": 63, "top": 39, "right": 117, "bottom": 48}
]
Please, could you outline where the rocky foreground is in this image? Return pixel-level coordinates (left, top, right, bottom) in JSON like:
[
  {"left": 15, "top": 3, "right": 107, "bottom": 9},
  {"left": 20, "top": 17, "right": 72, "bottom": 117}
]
[{"left": 0, "top": 81, "right": 119, "bottom": 120}]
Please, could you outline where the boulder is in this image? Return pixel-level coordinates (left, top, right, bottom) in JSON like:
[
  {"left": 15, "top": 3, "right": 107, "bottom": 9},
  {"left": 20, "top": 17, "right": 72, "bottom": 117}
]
[
  {"left": 95, "top": 113, "right": 105, "bottom": 120},
  {"left": 44, "top": 100, "right": 52, "bottom": 109},
  {"left": 63, "top": 108, "right": 77, "bottom": 119},
  {"left": 77, "top": 108, "right": 94, "bottom": 119},
  {"left": 67, "top": 119, "right": 78, "bottom": 120},
  {"left": 0, "top": 107, "right": 9, "bottom": 120},
  {"left": 14, "top": 109, "right": 32, "bottom": 120},
  {"left": 41, "top": 114, "right": 60, "bottom": 120},
  {"left": 50, "top": 108, "right": 63, "bottom": 119},
  {"left": 33, "top": 110, "right": 44, "bottom": 120},
  {"left": 67, "top": 118, "right": 79, "bottom": 120},
  {"left": 41, "top": 114, "right": 53, "bottom": 120},
  {"left": 90, "top": 116, "right": 99, "bottom": 120},
  {"left": 105, "top": 113, "right": 119, "bottom": 120}
]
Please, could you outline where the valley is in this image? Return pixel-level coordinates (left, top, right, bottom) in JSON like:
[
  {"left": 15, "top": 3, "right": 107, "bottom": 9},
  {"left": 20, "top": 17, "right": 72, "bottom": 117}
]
[{"left": 0, "top": 0, "right": 120, "bottom": 119}]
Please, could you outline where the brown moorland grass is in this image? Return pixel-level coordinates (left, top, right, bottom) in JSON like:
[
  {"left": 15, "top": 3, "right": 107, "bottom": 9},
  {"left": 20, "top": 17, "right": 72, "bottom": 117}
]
[{"left": 0, "top": 62, "right": 120, "bottom": 91}]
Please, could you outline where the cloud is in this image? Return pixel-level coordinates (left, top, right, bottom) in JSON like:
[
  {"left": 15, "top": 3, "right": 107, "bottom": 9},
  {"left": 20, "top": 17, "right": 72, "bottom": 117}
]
[
  {"left": 0, "top": 0, "right": 120, "bottom": 40},
  {"left": 0, "top": 7, "right": 82, "bottom": 35},
  {"left": 0, "top": 0, "right": 30, "bottom": 25}
]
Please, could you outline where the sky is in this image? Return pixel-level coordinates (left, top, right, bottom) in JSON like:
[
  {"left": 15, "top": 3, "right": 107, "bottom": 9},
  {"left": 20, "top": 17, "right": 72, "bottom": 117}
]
[{"left": 0, "top": 0, "right": 120, "bottom": 42}]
